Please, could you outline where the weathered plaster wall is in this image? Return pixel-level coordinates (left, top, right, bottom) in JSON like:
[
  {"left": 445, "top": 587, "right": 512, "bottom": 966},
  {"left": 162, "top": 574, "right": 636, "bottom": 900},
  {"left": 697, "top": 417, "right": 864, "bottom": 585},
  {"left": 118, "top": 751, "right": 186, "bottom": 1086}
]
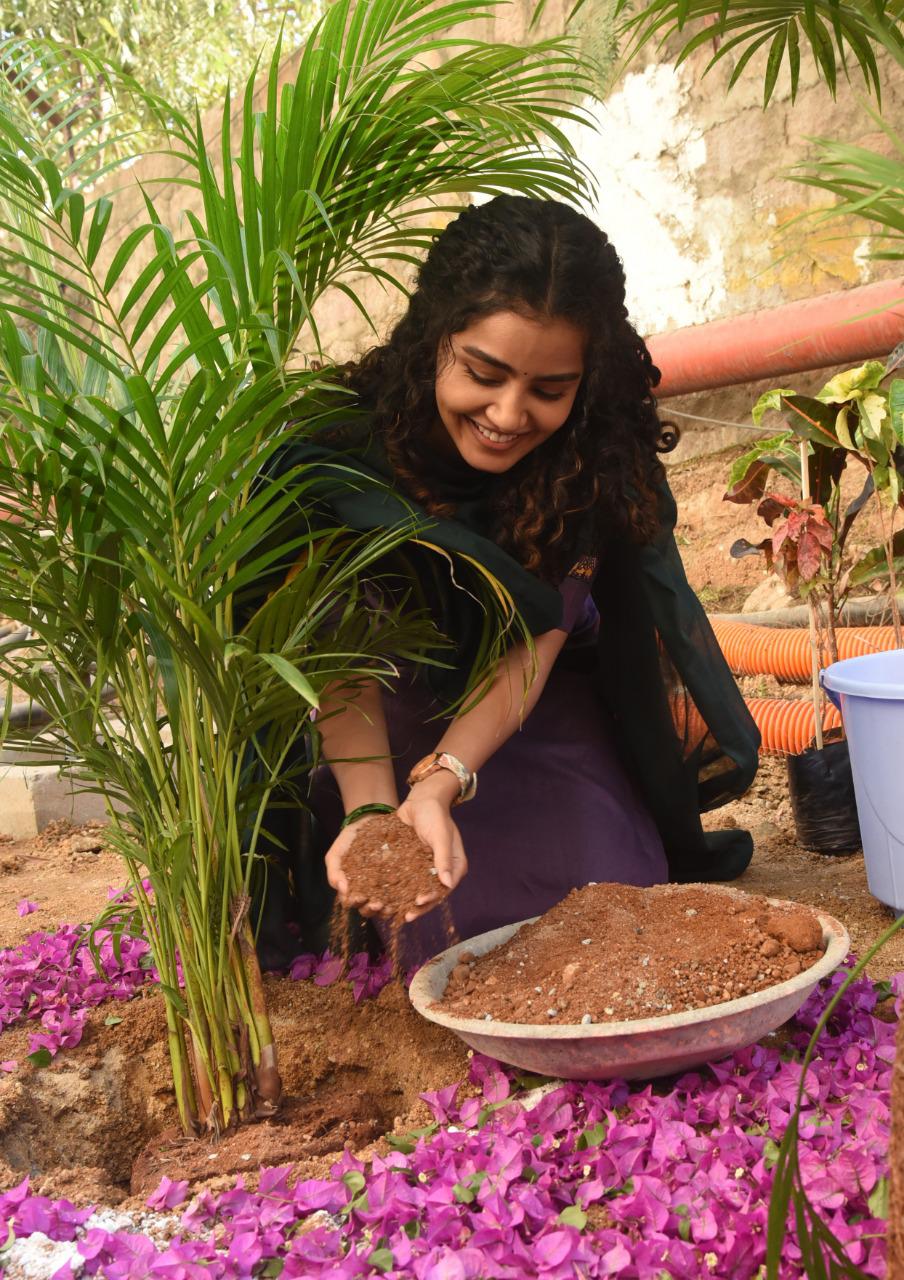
[{"left": 581, "top": 39, "right": 904, "bottom": 461}]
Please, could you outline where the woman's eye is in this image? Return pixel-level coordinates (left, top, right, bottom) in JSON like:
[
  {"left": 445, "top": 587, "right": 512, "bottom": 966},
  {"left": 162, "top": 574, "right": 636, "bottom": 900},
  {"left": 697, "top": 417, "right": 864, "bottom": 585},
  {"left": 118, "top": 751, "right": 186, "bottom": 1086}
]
[
  {"left": 465, "top": 367, "right": 501, "bottom": 387},
  {"left": 465, "top": 367, "right": 565, "bottom": 401}
]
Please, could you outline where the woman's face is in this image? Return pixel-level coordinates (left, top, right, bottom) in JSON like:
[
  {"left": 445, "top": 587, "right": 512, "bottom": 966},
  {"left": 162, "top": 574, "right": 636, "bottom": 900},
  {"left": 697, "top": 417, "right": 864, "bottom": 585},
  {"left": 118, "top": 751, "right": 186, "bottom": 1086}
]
[{"left": 433, "top": 310, "right": 585, "bottom": 473}]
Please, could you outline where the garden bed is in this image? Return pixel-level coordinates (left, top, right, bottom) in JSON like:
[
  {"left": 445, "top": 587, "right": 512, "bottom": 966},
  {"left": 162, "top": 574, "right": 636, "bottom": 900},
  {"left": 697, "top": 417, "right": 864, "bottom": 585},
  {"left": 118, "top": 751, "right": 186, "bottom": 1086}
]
[{"left": 0, "top": 756, "right": 901, "bottom": 1277}]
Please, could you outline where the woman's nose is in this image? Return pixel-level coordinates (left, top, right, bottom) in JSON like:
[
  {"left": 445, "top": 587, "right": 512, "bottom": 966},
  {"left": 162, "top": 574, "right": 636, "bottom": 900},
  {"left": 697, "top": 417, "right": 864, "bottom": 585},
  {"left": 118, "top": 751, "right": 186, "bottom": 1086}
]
[{"left": 486, "top": 386, "right": 528, "bottom": 431}]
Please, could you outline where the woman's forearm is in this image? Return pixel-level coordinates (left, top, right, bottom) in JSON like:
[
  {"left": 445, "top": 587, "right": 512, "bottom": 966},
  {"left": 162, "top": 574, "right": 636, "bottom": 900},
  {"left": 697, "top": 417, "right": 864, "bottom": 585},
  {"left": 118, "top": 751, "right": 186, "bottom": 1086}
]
[
  {"left": 316, "top": 678, "right": 398, "bottom": 811},
  {"left": 431, "top": 628, "right": 567, "bottom": 783}
]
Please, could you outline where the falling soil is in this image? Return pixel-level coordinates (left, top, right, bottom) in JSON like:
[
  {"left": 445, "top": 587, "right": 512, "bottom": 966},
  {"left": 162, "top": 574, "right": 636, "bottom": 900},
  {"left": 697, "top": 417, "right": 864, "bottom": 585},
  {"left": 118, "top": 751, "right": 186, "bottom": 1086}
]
[
  {"left": 343, "top": 813, "right": 450, "bottom": 923},
  {"left": 436, "top": 883, "right": 827, "bottom": 1025}
]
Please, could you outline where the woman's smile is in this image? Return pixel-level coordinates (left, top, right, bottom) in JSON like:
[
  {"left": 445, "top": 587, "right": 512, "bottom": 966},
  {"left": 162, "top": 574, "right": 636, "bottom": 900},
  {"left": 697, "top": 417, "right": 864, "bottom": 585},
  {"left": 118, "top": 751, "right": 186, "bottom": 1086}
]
[{"left": 465, "top": 415, "right": 528, "bottom": 449}]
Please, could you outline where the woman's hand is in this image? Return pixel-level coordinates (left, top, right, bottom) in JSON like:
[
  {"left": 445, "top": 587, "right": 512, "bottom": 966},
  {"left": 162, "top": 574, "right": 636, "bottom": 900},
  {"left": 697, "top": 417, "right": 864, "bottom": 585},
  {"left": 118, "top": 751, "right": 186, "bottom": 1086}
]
[
  {"left": 396, "top": 777, "right": 468, "bottom": 921},
  {"left": 325, "top": 775, "right": 468, "bottom": 922},
  {"left": 325, "top": 818, "right": 388, "bottom": 915}
]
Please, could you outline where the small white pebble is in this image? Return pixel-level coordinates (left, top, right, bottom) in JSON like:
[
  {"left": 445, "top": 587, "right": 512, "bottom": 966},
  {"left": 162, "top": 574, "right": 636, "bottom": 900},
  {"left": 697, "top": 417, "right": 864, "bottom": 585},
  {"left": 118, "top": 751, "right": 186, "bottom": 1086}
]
[
  {"left": 381, "top": 842, "right": 391, "bottom": 852},
  {"left": 207, "top": 1153, "right": 218, "bottom": 1160},
  {"left": 686, "top": 908, "right": 697, "bottom": 917},
  {"left": 587, "top": 881, "right": 597, "bottom": 886},
  {"left": 241, "top": 1153, "right": 251, "bottom": 1161},
  {"left": 603, "top": 1007, "right": 614, "bottom": 1016},
  {"left": 547, "top": 1008, "right": 558, "bottom": 1017},
  {"left": 548, "top": 986, "right": 556, "bottom": 996},
  {"left": 580, "top": 938, "right": 592, "bottom": 946},
  {"left": 534, "top": 986, "right": 542, "bottom": 993},
  {"left": 581, "top": 1014, "right": 592, "bottom": 1025},
  {"left": 641, "top": 956, "right": 650, "bottom": 967},
  {"left": 428, "top": 867, "right": 438, "bottom": 876},
  {"left": 484, "top": 1013, "right": 493, "bottom": 1021}
]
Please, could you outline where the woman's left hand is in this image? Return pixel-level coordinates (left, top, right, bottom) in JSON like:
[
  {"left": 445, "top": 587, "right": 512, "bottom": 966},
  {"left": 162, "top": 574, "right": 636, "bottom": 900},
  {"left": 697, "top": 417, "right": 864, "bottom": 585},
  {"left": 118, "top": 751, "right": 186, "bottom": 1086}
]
[{"left": 396, "top": 774, "right": 468, "bottom": 921}]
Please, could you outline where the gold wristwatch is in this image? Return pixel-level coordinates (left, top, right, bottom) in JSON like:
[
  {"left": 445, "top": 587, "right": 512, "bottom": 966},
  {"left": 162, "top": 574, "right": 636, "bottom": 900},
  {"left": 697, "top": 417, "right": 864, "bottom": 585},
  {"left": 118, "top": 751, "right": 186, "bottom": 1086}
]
[{"left": 406, "top": 751, "right": 477, "bottom": 805}]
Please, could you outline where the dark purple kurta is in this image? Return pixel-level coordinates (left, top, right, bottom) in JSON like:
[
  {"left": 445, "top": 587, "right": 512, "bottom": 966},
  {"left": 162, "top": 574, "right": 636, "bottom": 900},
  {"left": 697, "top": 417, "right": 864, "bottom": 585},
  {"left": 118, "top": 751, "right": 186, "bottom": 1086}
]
[{"left": 310, "top": 566, "right": 667, "bottom": 968}]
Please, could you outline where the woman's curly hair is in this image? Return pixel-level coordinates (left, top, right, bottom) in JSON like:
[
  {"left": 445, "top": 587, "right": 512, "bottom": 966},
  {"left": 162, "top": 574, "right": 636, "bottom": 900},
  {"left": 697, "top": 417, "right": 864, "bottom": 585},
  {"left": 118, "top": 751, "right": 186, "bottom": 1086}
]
[{"left": 344, "top": 195, "right": 677, "bottom": 581}]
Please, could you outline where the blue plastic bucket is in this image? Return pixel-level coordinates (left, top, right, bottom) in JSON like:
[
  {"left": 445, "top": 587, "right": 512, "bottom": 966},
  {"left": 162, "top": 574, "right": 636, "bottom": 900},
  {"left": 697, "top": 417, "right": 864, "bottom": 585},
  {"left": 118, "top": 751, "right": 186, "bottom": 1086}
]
[{"left": 821, "top": 649, "right": 904, "bottom": 912}]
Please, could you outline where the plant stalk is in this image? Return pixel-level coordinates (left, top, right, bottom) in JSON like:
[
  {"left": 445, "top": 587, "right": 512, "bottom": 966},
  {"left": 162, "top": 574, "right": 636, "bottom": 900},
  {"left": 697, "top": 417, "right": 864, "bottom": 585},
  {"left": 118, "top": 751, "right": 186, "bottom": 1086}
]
[{"left": 800, "top": 442, "right": 825, "bottom": 751}]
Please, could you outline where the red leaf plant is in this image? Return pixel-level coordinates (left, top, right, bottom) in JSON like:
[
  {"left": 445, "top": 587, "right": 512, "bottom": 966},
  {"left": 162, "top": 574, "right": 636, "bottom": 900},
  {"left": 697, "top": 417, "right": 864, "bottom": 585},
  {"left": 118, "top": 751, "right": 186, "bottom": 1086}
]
[{"left": 758, "top": 494, "right": 834, "bottom": 593}]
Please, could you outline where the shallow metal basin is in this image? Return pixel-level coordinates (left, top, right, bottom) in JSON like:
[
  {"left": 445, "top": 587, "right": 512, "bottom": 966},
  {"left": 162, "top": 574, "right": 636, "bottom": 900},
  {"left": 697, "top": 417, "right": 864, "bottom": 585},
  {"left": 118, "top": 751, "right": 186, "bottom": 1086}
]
[{"left": 408, "top": 896, "right": 850, "bottom": 1080}]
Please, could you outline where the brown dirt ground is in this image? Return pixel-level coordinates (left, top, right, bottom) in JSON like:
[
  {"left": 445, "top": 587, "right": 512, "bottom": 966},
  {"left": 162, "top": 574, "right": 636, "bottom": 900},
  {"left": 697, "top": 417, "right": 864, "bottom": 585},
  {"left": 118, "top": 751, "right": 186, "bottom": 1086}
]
[{"left": 1, "top": 441, "right": 901, "bottom": 1207}]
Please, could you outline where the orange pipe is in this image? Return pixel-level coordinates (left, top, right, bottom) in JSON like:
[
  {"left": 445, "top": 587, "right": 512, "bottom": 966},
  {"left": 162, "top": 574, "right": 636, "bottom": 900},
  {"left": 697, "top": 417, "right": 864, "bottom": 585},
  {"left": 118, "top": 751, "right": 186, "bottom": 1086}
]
[
  {"left": 745, "top": 696, "right": 843, "bottom": 756},
  {"left": 649, "top": 277, "right": 904, "bottom": 398},
  {"left": 712, "top": 618, "right": 901, "bottom": 682}
]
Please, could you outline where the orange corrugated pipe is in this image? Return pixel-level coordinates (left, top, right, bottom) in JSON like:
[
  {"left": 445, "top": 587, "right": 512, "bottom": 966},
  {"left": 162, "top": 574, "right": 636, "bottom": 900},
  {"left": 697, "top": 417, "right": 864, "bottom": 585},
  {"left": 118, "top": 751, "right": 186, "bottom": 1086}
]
[
  {"left": 650, "top": 277, "right": 904, "bottom": 397},
  {"left": 712, "top": 618, "right": 901, "bottom": 682},
  {"left": 745, "top": 696, "right": 843, "bottom": 756}
]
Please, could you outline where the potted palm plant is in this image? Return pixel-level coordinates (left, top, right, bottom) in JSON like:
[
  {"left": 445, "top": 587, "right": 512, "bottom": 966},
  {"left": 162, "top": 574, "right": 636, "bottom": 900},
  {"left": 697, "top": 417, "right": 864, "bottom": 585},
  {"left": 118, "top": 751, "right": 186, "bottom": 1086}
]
[{"left": 0, "top": 2, "right": 597, "bottom": 1135}]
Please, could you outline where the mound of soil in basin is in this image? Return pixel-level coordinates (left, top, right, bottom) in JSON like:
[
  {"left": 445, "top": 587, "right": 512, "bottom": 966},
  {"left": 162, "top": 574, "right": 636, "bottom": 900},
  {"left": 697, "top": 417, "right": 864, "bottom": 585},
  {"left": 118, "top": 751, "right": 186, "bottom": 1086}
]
[
  {"left": 343, "top": 813, "right": 450, "bottom": 923},
  {"left": 436, "top": 883, "right": 826, "bottom": 1025}
]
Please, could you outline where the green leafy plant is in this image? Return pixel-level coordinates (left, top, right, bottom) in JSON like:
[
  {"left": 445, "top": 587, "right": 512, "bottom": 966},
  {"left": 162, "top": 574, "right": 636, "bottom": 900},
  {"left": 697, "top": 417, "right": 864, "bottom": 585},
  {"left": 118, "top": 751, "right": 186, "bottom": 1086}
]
[
  {"left": 725, "top": 360, "right": 904, "bottom": 654},
  {"left": 0, "top": 3, "right": 598, "bottom": 1134}
]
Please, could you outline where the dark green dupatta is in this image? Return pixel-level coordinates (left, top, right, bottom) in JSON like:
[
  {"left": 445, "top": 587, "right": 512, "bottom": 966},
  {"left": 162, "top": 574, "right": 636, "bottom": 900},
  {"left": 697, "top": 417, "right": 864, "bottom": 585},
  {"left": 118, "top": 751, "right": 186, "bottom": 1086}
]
[{"left": 265, "top": 422, "right": 759, "bottom": 885}]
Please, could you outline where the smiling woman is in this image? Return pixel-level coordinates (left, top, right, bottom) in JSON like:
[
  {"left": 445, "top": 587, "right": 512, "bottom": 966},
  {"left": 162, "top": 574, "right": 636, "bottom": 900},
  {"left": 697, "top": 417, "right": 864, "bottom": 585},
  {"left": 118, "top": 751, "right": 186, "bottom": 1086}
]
[{"left": 256, "top": 195, "right": 760, "bottom": 971}]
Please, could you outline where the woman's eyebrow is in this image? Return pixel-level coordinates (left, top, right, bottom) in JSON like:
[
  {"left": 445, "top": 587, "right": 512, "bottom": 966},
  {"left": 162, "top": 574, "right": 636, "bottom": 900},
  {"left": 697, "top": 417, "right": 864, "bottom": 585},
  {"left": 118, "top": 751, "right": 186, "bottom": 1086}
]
[{"left": 461, "top": 344, "right": 582, "bottom": 382}]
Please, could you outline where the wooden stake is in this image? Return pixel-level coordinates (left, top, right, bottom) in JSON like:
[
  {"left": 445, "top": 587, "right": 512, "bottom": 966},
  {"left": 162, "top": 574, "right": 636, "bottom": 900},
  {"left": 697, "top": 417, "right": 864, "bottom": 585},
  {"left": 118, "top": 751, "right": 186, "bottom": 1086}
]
[{"left": 800, "top": 441, "right": 824, "bottom": 751}]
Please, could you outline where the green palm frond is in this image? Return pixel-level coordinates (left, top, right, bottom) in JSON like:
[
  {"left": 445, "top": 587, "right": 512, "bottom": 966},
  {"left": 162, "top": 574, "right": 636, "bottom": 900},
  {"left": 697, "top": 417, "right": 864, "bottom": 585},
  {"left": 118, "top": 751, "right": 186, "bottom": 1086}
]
[
  {"left": 791, "top": 115, "right": 904, "bottom": 258},
  {"left": 0, "top": 35, "right": 177, "bottom": 181},
  {"left": 533, "top": 0, "right": 903, "bottom": 106},
  {"left": 184, "top": 0, "right": 596, "bottom": 371}
]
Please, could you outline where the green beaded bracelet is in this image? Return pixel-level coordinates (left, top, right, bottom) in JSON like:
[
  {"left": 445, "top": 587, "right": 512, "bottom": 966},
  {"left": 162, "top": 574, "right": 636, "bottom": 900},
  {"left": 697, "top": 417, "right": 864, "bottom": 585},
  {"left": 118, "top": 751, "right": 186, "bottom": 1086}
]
[{"left": 340, "top": 802, "right": 395, "bottom": 831}]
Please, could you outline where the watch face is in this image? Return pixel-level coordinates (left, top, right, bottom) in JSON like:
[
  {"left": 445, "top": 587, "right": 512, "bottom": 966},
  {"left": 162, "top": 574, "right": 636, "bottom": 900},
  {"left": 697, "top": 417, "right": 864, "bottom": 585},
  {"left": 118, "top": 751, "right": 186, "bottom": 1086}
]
[{"left": 409, "top": 754, "right": 439, "bottom": 784}]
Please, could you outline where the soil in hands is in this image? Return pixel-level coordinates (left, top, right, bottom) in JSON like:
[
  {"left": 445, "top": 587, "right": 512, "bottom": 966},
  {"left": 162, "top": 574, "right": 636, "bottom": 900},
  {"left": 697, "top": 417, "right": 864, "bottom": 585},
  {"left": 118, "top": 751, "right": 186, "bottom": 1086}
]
[
  {"left": 343, "top": 813, "right": 450, "bottom": 924},
  {"left": 437, "top": 883, "right": 826, "bottom": 1026}
]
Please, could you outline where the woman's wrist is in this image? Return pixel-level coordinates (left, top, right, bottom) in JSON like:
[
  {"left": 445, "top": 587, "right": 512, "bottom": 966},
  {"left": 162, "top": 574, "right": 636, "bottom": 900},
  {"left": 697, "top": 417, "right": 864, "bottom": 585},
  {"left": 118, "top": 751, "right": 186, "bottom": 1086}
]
[
  {"left": 406, "top": 769, "right": 461, "bottom": 807},
  {"left": 340, "top": 802, "right": 396, "bottom": 830}
]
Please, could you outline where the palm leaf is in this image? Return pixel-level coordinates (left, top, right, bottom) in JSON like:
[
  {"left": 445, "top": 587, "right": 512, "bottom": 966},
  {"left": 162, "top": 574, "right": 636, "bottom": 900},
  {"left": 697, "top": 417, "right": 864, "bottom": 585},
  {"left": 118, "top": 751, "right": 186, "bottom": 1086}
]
[
  {"left": 536, "top": 0, "right": 903, "bottom": 104},
  {"left": 791, "top": 114, "right": 904, "bottom": 258}
]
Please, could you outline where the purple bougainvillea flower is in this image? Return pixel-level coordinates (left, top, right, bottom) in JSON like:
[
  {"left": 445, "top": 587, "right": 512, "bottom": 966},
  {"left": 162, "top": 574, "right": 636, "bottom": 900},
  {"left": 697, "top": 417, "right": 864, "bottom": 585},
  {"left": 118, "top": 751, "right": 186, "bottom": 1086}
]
[
  {"left": 312, "top": 950, "right": 344, "bottom": 986},
  {"left": 347, "top": 951, "right": 393, "bottom": 1003},
  {"left": 16, "top": 899, "right": 38, "bottom": 916},
  {"left": 420, "top": 1082, "right": 459, "bottom": 1124},
  {"left": 1, "top": 1059, "right": 16, "bottom": 1071},
  {"left": 288, "top": 953, "right": 316, "bottom": 981},
  {"left": 146, "top": 1176, "right": 189, "bottom": 1210},
  {"left": 292, "top": 1178, "right": 348, "bottom": 1215}
]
